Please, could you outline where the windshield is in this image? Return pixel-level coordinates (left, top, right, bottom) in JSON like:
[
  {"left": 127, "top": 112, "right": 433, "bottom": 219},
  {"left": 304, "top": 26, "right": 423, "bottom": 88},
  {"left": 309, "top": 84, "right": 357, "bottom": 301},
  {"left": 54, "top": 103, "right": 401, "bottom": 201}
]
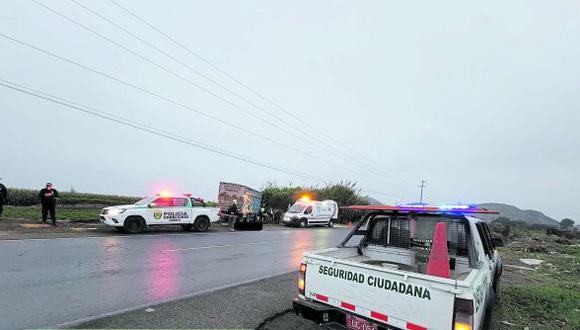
[
  {"left": 288, "top": 202, "right": 307, "bottom": 213},
  {"left": 134, "top": 197, "right": 154, "bottom": 205}
]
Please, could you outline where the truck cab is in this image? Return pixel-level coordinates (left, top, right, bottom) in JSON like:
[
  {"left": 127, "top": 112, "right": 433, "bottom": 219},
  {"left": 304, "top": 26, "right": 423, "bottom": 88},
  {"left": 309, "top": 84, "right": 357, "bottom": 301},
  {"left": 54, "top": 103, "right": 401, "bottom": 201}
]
[{"left": 293, "top": 205, "right": 502, "bottom": 330}]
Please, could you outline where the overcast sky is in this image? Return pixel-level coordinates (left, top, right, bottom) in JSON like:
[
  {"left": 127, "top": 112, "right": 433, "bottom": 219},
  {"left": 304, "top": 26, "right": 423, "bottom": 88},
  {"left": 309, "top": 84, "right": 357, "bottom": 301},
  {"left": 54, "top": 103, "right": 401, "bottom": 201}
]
[{"left": 1, "top": 0, "right": 579, "bottom": 221}]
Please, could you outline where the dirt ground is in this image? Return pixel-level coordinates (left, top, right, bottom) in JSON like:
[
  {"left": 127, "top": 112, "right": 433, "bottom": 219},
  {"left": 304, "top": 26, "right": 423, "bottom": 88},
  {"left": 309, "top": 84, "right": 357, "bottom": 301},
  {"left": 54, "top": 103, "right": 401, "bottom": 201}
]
[
  {"left": 0, "top": 217, "right": 336, "bottom": 240},
  {"left": 0, "top": 217, "right": 272, "bottom": 240}
]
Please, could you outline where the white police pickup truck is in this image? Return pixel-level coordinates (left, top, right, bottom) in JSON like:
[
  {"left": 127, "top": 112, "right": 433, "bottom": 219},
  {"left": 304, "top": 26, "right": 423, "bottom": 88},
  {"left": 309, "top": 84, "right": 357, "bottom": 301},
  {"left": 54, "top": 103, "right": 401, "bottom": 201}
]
[
  {"left": 293, "top": 204, "right": 502, "bottom": 330},
  {"left": 100, "top": 194, "right": 220, "bottom": 234}
]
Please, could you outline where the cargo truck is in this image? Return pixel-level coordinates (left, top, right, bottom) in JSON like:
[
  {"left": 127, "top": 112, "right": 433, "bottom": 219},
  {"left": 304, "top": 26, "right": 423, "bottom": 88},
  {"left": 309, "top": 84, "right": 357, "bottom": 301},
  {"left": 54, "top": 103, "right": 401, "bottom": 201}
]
[{"left": 217, "top": 181, "right": 263, "bottom": 230}]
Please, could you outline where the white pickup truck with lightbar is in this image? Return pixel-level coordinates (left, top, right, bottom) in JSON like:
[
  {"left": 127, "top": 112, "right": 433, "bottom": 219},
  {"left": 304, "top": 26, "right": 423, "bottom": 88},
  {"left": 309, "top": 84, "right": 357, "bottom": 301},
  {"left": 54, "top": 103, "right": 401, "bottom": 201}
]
[
  {"left": 293, "top": 204, "right": 503, "bottom": 330},
  {"left": 100, "top": 193, "right": 220, "bottom": 234}
]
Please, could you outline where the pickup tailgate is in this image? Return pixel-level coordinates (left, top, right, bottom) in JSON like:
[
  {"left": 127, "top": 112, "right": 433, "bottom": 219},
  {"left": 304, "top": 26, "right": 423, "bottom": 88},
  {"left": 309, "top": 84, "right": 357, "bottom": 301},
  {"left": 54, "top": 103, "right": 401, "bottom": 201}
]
[{"left": 304, "top": 257, "right": 456, "bottom": 330}]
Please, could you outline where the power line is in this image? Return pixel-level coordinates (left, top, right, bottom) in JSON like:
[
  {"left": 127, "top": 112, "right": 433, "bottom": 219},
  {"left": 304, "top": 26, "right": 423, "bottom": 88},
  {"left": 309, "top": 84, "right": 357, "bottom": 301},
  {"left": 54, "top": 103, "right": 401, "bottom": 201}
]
[
  {"left": 107, "top": 0, "right": 415, "bottom": 184},
  {"left": 1, "top": 32, "right": 416, "bottom": 199},
  {"left": 32, "top": 0, "right": 410, "bottom": 191},
  {"left": 0, "top": 32, "right": 367, "bottom": 181},
  {"left": 0, "top": 78, "right": 410, "bottom": 199},
  {"left": 0, "top": 78, "right": 318, "bottom": 181},
  {"left": 106, "top": 0, "right": 414, "bottom": 183}
]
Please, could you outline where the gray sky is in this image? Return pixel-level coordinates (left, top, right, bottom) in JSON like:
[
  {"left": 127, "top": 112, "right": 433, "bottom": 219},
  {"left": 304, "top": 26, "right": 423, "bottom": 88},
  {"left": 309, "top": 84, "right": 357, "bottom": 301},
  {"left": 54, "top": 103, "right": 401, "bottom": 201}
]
[{"left": 1, "top": 0, "right": 579, "bottom": 221}]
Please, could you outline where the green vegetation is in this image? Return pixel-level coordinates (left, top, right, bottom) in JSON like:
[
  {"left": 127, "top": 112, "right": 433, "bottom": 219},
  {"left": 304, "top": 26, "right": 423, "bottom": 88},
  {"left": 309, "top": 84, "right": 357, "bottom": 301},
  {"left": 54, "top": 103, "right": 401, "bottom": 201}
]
[
  {"left": 491, "top": 228, "right": 580, "bottom": 330},
  {"left": 261, "top": 181, "right": 368, "bottom": 210},
  {"left": 6, "top": 188, "right": 140, "bottom": 206},
  {"left": 560, "top": 218, "right": 575, "bottom": 229},
  {"left": 2, "top": 205, "right": 101, "bottom": 222},
  {"left": 260, "top": 181, "right": 369, "bottom": 223},
  {"left": 497, "top": 285, "right": 579, "bottom": 329}
]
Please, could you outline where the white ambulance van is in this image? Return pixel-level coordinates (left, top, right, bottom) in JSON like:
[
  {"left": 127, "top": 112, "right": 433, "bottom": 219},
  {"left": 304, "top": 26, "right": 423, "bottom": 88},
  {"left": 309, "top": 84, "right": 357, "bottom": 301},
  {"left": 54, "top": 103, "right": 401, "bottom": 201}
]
[
  {"left": 293, "top": 204, "right": 503, "bottom": 330},
  {"left": 282, "top": 198, "right": 339, "bottom": 228}
]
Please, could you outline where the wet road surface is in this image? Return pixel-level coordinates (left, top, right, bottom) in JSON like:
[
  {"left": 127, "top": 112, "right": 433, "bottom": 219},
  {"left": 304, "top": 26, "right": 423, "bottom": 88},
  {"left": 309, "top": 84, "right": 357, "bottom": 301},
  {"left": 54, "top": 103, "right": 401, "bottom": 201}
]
[{"left": 0, "top": 227, "right": 347, "bottom": 330}]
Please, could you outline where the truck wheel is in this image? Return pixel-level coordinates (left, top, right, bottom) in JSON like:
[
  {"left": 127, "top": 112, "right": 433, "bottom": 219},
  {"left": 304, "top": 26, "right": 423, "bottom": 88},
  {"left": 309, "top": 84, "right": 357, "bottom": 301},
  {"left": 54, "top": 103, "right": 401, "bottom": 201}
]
[
  {"left": 328, "top": 221, "right": 334, "bottom": 228},
  {"left": 181, "top": 224, "right": 193, "bottom": 231},
  {"left": 194, "top": 216, "right": 210, "bottom": 232},
  {"left": 481, "top": 298, "right": 494, "bottom": 330},
  {"left": 493, "top": 275, "right": 501, "bottom": 302},
  {"left": 299, "top": 219, "right": 307, "bottom": 228},
  {"left": 124, "top": 217, "right": 144, "bottom": 234}
]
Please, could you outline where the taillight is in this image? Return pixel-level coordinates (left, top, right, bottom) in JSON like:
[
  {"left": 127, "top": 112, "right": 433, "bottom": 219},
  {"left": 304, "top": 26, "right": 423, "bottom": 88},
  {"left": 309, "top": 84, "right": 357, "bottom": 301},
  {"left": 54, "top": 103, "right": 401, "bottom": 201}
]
[
  {"left": 453, "top": 298, "right": 474, "bottom": 330},
  {"left": 298, "top": 263, "right": 307, "bottom": 295}
]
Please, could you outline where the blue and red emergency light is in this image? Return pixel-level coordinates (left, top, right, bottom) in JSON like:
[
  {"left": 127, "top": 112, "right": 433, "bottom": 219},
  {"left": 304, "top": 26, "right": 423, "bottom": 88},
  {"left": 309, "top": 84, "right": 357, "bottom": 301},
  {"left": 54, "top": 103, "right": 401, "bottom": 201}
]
[{"left": 343, "top": 204, "right": 499, "bottom": 214}]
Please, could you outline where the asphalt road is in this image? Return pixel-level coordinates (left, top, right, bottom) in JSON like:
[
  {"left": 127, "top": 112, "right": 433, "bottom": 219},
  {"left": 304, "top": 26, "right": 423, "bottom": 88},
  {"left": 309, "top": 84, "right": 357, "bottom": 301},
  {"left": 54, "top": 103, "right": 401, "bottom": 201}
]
[
  {"left": 76, "top": 272, "right": 321, "bottom": 330},
  {"left": 0, "top": 226, "right": 347, "bottom": 330}
]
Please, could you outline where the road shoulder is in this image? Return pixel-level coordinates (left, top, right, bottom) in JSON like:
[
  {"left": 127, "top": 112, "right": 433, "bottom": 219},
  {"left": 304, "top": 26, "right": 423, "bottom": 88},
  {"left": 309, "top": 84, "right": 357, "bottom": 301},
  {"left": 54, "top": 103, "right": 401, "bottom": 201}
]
[{"left": 69, "top": 272, "right": 320, "bottom": 329}]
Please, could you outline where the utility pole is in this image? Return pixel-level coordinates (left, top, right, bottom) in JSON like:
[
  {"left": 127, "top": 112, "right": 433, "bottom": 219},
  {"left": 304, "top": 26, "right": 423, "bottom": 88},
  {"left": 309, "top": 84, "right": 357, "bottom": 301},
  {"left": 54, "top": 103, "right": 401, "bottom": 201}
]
[{"left": 419, "top": 180, "right": 427, "bottom": 203}]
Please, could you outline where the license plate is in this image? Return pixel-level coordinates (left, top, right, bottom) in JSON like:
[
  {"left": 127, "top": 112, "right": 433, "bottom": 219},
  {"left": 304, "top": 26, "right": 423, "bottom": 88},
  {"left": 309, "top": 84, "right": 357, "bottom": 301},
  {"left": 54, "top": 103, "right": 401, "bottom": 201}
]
[{"left": 346, "top": 314, "right": 378, "bottom": 330}]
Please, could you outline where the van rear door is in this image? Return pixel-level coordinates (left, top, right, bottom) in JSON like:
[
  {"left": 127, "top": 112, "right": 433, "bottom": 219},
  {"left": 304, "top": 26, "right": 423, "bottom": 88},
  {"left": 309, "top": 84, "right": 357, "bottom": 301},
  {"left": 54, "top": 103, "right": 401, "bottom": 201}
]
[{"left": 304, "top": 257, "right": 456, "bottom": 330}]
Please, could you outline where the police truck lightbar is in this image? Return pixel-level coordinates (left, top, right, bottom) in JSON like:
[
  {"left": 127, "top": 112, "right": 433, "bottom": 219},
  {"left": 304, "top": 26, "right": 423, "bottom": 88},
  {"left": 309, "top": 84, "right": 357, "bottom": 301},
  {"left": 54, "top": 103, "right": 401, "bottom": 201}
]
[
  {"left": 343, "top": 204, "right": 499, "bottom": 214},
  {"left": 157, "top": 190, "right": 172, "bottom": 197}
]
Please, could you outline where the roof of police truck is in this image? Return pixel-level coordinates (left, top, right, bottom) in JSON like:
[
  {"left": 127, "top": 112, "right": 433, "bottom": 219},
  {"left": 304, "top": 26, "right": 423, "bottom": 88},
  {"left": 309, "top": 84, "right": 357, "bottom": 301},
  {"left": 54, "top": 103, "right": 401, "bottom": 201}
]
[{"left": 343, "top": 204, "right": 499, "bottom": 215}]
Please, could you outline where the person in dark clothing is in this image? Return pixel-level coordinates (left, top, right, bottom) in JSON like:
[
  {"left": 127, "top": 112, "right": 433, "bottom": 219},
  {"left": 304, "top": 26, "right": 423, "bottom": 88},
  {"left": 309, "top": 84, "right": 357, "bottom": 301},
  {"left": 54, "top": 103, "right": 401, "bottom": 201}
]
[
  {"left": 227, "top": 200, "right": 239, "bottom": 229},
  {"left": 38, "top": 183, "right": 59, "bottom": 225},
  {"left": 0, "top": 178, "right": 8, "bottom": 218}
]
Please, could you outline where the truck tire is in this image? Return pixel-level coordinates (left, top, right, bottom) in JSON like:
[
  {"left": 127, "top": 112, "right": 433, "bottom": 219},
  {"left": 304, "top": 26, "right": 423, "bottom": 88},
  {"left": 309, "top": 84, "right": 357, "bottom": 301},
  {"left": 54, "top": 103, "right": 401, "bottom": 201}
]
[
  {"left": 194, "top": 216, "right": 210, "bottom": 232},
  {"left": 328, "top": 221, "right": 334, "bottom": 228},
  {"left": 481, "top": 291, "right": 495, "bottom": 330},
  {"left": 493, "top": 274, "right": 501, "bottom": 302},
  {"left": 124, "top": 217, "right": 145, "bottom": 234},
  {"left": 299, "top": 219, "right": 307, "bottom": 228}
]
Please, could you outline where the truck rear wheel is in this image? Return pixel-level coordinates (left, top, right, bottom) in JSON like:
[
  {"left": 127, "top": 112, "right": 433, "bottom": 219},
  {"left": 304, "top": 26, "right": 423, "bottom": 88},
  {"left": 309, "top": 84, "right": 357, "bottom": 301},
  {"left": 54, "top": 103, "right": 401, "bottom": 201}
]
[
  {"left": 493, "top": 275, "right": 501, "bottom": 302},
  {"left": 194, "top": 216, "right": 210, "bottom": 232},
  {"left": 481, "top": 291, "right": 495, "bottom": 330},
  {"left": 328, "top": 221, "right": 334, "bottom": 228},
  {"left": 124, "top": 217, "right": 145, "bottom": 234}
]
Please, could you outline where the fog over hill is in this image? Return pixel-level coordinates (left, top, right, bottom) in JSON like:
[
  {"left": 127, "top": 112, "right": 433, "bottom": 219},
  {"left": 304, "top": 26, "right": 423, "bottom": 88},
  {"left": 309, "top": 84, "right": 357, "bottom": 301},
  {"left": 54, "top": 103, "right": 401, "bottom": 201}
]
[{"left": 478, "top": 203, "right": 559, "bottom": 227}]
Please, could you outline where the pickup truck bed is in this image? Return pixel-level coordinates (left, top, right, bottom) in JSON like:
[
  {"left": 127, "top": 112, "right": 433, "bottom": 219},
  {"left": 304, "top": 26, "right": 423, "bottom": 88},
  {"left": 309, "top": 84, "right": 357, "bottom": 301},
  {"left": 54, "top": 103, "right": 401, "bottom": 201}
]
[
  {"left": 294, "top": 207, "right": 502, "bottom": 330},
  {"left": 300, "top": 247, "right": 463, "bottom": 330}
]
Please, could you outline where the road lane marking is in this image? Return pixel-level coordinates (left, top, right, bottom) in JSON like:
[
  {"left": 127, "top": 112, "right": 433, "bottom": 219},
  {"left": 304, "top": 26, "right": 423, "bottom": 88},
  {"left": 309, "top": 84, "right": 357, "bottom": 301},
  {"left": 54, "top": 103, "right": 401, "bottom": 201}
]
[{"left": 162, "top": 241, "right": 277, "bottom": 252}]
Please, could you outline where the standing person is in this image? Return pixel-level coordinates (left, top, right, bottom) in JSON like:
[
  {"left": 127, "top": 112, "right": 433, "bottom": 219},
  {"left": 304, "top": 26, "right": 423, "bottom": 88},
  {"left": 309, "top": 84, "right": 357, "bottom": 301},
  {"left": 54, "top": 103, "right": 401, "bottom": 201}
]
[
  {"left": 0, "top": 178, "right": 7, "bottom": 218},
  {"left": 227, "top": 200, "right": 238, "bottom": 229},
  {"left": 38, "top": 183, "right": 59, "bottom": 225}
]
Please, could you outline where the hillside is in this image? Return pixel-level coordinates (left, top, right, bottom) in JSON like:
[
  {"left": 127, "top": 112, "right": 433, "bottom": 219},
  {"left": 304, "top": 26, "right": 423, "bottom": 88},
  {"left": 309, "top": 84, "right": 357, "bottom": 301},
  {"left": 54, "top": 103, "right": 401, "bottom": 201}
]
[
  {"left": 365, "top": 196, "right": 383, "bottom": 205},
  {"left": 478, "top": 202, "right": 559, "bottom": 227}
]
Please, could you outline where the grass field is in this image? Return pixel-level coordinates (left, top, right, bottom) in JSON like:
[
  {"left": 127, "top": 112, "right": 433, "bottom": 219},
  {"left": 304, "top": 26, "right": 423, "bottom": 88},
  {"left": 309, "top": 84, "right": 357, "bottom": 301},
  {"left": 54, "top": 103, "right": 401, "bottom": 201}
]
[
  {"left": 5, "top": 188, "right": 140, "bottom": 206},
  {"left": 491, "top": 232, "right": 580, "bottom": 329},
  {"left": 2, "top": 205, "right": 101, "bottom": 222}
]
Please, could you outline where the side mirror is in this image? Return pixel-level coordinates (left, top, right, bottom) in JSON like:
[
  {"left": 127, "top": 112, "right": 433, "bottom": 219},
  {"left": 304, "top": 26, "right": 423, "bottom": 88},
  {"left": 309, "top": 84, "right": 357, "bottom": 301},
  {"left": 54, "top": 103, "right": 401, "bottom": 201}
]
[
  {"left": 148, "top": 202, "right": 157, "bottom": 208},
  {"left": 492, "top": 237, "right": 504, "bottom": 247}
]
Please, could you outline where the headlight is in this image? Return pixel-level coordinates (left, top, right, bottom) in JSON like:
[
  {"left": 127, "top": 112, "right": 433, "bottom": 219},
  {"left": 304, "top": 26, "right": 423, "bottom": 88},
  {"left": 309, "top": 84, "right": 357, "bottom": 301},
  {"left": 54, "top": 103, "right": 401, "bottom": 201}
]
[{"left": 107, "top": 208, "right": 126, "bottom": 216}]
